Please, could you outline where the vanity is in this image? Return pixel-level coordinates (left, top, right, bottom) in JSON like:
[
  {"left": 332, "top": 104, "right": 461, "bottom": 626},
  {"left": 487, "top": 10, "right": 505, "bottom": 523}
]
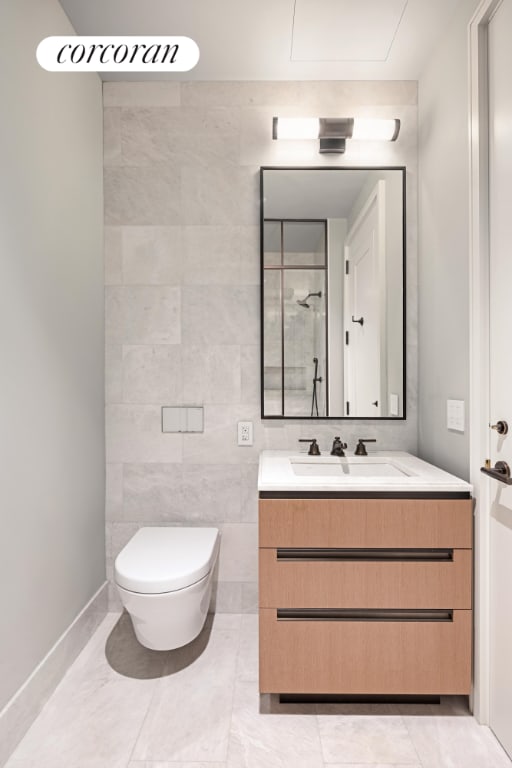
[{"left": 258, "top": 450, "right": 473, "bottom": 696}]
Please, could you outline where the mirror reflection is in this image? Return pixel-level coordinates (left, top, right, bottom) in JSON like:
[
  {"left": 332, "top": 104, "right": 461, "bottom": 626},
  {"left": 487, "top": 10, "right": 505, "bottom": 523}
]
[{"left": 261, "top": 167, "right": 405, "bottom": 419}]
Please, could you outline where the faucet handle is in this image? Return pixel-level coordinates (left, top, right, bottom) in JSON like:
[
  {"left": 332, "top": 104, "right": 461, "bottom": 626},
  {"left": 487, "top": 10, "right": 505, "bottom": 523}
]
[
  {"left": 354, "top": 438, "right": 376, "bottom": 456},
  {"left": 299, "top": 438, "right": 321, "bottom": 456}
]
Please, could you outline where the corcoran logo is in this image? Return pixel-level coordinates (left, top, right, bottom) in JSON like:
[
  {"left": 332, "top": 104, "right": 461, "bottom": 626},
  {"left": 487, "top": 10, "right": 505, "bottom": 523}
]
[{"left": 36, "top": 36, "right": 199, "bottom": 72}]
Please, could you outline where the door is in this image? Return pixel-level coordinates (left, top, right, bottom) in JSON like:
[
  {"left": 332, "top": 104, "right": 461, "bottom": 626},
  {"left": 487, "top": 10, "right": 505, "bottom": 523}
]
[
  {"left": 344, "top": 182, "right": 386, "bottom": 417},
  {"left": 488, "top": 0, "right": 512, "bottom": 757}
]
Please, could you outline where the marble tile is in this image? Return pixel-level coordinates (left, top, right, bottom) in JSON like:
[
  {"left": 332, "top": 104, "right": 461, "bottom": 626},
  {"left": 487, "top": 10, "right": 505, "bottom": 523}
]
[
  {"left": 104, "top": 166, "right": 182, "bottom": 226},
  {"left": 217, "top": 523, "right": 258, "bottom": 582},
  {"left": 104, "top": 226, "right": 123, "bottom": 284},
  {"left": 182, "top": 345, "right": 241, "bottom": 404},
  {"left": 241, "top": 582, "right": 259, "bottom": 614},
  {"left": 182, "top": 405, "right": 263, "bottom": 465},
  {"left": 240, "top": 464, "right": 258, "bottom": 522},
  {"left": 236, "top": 614, "right": 258, "bottom": 682},
  {"left": 404, "top": 716, "right": 512, "bottom": 768},
  {"left": 325, "top": 764, "right": 421, "bottom": 768},
  {"left": 7, "top": 620, "right": 156, "bottom": 768},
  {"left": 317, "top": 715, "right": 419, "bottom": 764},
  {"left": 105, "top": 344, "right": 123, "bottom": 403},
  {"left": 227, "top": 680, "right": 324, "bottom": 768},
  {"left": 103, "top": 82, "right": 181, "bottom": 107},
  {"left": 108, "top": 522, "right": 143, "bottom": 562},
  {"left": 212, "top": 580, "right": 243, "bottom": 613},
  {"left": 103, "top": 107, "right": 122, "bottom": 166},
  {"left": 124, "top": 129, "right": 239, "bottom": 168},
  {"left": 122, "top": 226, "right": 182, "bottom": 285},
  {"left": 182, "top": 286, "right": 258, "bottom": 346},
  {"left": 180, "top": 165, "right": 259, "bottom": 226},
  {"left": 0, "top": 589, "right": 108, "bottom": 768},
  {"left": 122, "top": 344, "right": 182, "bottom": 404},
  {"left": 240, "top": 345, "right": 260, "bottom": 405},
  {"left": 132, "top": 628, "right": 239, "bottom": 762},
  {"left": 106, "top": 286, "right": 181, "bottom": 345},
  {"left": 181, "top": 464, "right": 242, "bottom": 523},
  {"left": 127, "top": 763, "right": 226, "bottom": 768},
  {"left": 181, "top": 225, "right": 245, "bottom": 286},
  {"left": 106, "top": 405, "right": 183, "bottom": 463},
  {"left": 238, "top": 225, "right": 260, "bottom": 286},
  {"left": 106, "top": 463, "right": 123, "bottom": 521},
  {"left": 181, "top": 81, "right": 304, "bottom": 107},
  {"left": 122, "top": 463, "right": 184, "bottom": 522}
]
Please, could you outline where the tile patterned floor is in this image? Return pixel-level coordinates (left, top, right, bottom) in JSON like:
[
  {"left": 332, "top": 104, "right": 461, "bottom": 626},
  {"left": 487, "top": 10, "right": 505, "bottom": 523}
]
[{"left": 5, "top": 612, "right": 512, "bottom": 768}]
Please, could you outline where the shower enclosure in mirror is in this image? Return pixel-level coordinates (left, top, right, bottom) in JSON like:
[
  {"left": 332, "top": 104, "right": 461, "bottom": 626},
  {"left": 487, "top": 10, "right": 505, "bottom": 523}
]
[{"left": 260, "top": 167, "right": 406, "bottom": 419}]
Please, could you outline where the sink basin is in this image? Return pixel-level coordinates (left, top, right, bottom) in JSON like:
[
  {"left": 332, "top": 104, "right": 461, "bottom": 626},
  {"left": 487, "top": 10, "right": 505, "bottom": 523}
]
[
  {"left": 258, "top": 450, "right": 473, "bottom": 493},
  {"left": 290, "top": 457, "right": 411, "bottom": 478}
]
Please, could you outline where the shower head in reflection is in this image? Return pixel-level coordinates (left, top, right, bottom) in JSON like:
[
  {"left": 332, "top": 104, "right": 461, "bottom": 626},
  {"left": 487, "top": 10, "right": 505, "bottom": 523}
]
[{"left": 296, "top": 291, "right": 322, "bottom": 309}]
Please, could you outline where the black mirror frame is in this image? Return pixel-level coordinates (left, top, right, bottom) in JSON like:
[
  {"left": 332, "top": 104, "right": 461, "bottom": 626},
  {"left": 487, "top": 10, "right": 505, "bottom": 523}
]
[{"left": 259, "top": 165, "right": 407, "bottom": 421}]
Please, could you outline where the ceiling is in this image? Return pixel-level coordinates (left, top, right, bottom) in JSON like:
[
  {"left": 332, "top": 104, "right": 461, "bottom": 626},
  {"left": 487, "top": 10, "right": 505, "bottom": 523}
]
[{"left": 58, "top": 0, "right": 463, "bottom": 81}]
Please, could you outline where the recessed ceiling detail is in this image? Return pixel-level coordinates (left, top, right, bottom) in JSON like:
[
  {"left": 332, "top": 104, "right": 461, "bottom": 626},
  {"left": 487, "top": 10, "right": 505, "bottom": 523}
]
[{"left": 291, "top": 0, "right": 408, "bottom": 62}]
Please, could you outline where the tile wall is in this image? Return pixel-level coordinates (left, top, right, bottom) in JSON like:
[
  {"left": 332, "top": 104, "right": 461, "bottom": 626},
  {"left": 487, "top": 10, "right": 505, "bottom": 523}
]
[{"left": 104, "top": 80, "right": 418, "bottom": 611}]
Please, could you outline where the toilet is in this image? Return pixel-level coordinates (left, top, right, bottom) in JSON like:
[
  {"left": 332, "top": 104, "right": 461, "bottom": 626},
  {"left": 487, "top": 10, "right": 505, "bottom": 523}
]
[{"left": 114, "top": 526, "right": 220, "bottom": 651}]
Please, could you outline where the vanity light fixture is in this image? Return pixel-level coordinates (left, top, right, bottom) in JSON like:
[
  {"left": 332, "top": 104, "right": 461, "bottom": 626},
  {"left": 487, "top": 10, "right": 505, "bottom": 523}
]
[{"left": 272, "top": 117, "right": 400, "bottom": 154}]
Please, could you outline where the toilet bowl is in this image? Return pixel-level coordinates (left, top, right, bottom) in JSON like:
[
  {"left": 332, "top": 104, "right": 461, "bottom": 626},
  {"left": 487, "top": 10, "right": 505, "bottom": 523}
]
[{"left": 114, "top": 526, "right": 220, "bottom": 651}]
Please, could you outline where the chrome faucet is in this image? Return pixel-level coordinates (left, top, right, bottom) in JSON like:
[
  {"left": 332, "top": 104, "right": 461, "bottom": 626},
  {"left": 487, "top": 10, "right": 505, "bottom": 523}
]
[{"left": 330, "top": 436, "right": 347, "bottom": 457}]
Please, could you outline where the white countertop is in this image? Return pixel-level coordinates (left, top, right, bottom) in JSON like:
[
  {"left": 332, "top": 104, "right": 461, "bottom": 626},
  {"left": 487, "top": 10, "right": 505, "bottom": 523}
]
[{"left": 258, "top": 450, "right": 473, "bottom": 494}]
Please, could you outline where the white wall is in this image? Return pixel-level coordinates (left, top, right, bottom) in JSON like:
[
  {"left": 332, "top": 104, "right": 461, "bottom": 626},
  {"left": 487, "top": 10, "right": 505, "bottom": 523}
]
[
  {"left": 0, "top": 0, "right": 105, "bottom": 712},
  {"left": 417, "top": 0, "right": 481, "bottom": 479}
]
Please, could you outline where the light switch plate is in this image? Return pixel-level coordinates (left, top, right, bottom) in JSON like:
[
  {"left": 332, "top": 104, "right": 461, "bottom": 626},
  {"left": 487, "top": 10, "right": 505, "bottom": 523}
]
[
  {"left": 389, "top": 393, "right": 399, "bottom": 417},
  {"left": 447, "top": 399, "right": 465, "bottom": 432}
]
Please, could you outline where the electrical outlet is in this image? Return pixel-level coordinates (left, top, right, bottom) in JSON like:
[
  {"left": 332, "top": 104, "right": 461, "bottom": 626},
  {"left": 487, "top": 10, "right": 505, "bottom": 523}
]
[{"left": 237, "top": 420, "right": 253, "bottom": 446}]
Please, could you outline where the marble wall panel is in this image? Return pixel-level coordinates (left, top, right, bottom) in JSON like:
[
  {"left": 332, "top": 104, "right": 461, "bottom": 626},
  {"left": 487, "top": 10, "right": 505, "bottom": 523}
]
[{"left": 104, "top": 80, "right": 419, "bottom": 612}]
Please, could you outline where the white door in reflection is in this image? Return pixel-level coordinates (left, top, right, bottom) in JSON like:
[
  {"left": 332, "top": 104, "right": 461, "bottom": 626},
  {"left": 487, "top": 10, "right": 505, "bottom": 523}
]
[{"left": 344, "top": 181, "right": 386, "bottom": 417}]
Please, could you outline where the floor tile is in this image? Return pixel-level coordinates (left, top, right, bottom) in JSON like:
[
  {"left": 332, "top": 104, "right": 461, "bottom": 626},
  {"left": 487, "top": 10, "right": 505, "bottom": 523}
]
[
  {"left": 227, "top": 680, "right": 324, "bottom": 767},
  {"left": 325, "top": 764, "right": 422, "bottom": 768},
  {"left": 236, "top": 613, "right": 258, "bottom": 682},
  {"left": 317, "top": 714, "right": 419, "bottom": 764},
  {"left": 131, "top": 626, "right": 239, "bottom": 762},
  {"left": 127, "top": 763, "right": 226, "bottom": 767},
  {"left": 6, "top": 672, "right": 155, "bottom": 768},
  {"left": 404, "top": 716, "right": 512, "bottom": 767}
]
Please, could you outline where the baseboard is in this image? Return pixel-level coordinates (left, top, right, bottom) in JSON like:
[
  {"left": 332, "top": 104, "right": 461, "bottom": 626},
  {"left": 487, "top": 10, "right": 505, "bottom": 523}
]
[{"left": 0, "top": 581, "right": 108, "bottom": 767}]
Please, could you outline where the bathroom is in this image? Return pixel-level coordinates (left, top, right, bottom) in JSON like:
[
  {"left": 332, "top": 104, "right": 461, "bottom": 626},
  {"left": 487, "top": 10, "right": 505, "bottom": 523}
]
[{"left": 1, "top": 0, "right": 511, "bottom": 765}]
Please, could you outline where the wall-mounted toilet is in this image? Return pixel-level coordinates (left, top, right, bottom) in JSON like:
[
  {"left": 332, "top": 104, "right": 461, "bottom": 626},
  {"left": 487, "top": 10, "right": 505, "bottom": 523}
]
[{"left": 114, "top": 526, "right": 220, "bottom": 651}]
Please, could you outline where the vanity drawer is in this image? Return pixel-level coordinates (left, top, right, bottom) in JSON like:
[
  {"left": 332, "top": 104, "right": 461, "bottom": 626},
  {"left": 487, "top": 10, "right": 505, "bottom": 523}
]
[
  {"left": 259, "top": 607, "right": 472, "bottom": 695},
  {"left": 259, "top": 548, "right": 472, "bottom": 609},
  {"left": 259, "top": 498, "right": 473, "bottom": 549}
]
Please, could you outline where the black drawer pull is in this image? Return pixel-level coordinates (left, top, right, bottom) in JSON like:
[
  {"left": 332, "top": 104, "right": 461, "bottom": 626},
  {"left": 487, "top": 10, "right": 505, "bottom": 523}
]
[
  {"left": 277, "top": 608, "right": 454, "bottom": 622},
  {"left": 276, "top": 548, "right": 454, "bottom": 562}
]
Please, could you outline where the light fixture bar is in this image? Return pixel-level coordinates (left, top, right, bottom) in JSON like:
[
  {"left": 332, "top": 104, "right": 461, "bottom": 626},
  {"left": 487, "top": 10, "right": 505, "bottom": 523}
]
[
  {"left": 272, "top": 117, "right": 320, "bottom": 140},
  {"left": 272, "top": 116, "right": 400, "bottom": 153},
  {"left": 351, "top": 118, "right": 400, "bottom": 141}
]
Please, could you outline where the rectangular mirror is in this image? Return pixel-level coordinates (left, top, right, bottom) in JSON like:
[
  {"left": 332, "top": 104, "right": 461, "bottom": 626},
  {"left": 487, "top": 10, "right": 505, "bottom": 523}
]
[{"left": 260, "top": 166, "right": 406, "bottom": 419}]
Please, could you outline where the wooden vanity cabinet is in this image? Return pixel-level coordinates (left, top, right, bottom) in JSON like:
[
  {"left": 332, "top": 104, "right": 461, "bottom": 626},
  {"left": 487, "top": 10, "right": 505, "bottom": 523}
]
[{"left": 258, "top": 496, "right": 473, "bottom": 696}]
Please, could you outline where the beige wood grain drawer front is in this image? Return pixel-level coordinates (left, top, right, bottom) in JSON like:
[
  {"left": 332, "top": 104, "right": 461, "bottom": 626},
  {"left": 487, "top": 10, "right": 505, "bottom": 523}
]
[
  {"left": 259, "top": 498, "right": 473, "bottom": 549},
  {"left": 259, "top": 548, "right": 472, "bottom": 609},
  {"left": 259, "top": 607, "right": 472, "bottom": 695}
]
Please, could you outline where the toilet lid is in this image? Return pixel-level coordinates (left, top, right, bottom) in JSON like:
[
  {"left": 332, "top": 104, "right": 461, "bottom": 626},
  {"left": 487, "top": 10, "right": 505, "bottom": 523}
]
[{"left": 114, "top": 527, "right": 220, "bottom": 594}]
